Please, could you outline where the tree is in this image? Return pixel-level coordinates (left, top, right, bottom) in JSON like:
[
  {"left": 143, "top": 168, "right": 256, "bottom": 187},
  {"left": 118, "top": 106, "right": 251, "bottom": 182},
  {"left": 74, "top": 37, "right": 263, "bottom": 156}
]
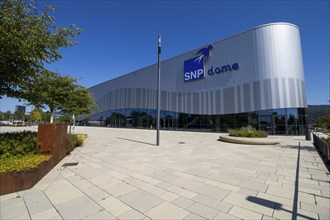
[
  {"left": 62, "top": 85, "right": 96, "bottom": 116},
  {"left": 0, "top": 0, "right": 82, "bottom": 99},
  {"left": 22, "top": 71, "right": 95, "bottom": 123},
  {"left": 31, "top": 109, "right": 42, "bottom": 122},
  {"left": 316, "top": 109, "right": 330, "bottom": 129},
  {"left": 0, "top": 110, "right": 12, "bottom": 121}
]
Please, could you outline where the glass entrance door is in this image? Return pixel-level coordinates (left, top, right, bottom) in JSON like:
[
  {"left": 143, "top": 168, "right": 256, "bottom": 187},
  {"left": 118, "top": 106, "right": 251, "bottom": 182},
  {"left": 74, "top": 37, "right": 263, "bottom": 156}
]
[
  {"left": 258, "top": 116, "right": 272, "bottom": 134},
  {"left": 273, "top": 116, "right": 287, "bottom": 135}
]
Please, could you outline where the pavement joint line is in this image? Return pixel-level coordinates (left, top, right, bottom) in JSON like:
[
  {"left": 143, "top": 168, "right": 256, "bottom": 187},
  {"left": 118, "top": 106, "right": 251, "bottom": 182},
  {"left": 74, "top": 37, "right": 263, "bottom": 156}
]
[
  {"left": 63, "top": 165, "right": 149, "bottom": 217},
  {"left": 21, "top": 194, "right": 32, "bottom": 220},
  {"left": 43, "top": 190, "right": 64, "bottom": 220}
]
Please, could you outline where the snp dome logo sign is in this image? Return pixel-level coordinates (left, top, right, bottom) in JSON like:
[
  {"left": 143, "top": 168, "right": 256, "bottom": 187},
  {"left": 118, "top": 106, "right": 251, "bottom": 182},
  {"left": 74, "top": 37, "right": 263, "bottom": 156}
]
[{"left": 184, "top": 45, "right": 239, "bottom": 82}]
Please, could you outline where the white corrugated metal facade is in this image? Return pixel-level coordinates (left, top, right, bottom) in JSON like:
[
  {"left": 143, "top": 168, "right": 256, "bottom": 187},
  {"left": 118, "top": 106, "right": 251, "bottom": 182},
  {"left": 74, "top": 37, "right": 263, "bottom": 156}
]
[{"left": 90, "top": 22, "right": 306, "bottom": 116}]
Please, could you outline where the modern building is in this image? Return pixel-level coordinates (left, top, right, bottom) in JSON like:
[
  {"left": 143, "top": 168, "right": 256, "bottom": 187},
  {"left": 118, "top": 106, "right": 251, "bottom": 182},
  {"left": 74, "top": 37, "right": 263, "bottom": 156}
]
[
  {"left": 15, "top": 105, "right": 26, "bottom": 114},
  {"left": 87, "top": 22, "right": 307, "bottom": 135}
]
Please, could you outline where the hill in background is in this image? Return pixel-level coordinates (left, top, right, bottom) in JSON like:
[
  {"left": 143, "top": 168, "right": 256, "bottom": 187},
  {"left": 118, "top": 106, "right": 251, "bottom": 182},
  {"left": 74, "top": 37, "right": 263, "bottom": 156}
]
[{"left": 308, "top": 105, "right": 330, "bottom": 125}]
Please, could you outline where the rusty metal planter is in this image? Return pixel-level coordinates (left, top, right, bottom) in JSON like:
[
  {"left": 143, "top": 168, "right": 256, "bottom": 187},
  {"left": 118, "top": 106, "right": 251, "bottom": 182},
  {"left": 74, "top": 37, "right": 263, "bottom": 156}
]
[{"left": 0, "top": 123, "right": 68, "bottom": 195}]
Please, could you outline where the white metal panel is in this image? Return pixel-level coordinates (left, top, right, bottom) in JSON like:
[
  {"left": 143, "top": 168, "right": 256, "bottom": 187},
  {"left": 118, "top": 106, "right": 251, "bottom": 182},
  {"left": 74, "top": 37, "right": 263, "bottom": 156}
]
[{"left": 90, "top": 22, "right": 306, "bottom": 115}]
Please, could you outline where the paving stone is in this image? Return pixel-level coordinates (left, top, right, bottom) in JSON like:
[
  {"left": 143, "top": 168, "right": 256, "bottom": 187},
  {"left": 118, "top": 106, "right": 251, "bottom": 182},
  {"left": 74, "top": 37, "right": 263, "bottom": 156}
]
[
  {"left": 20, "top": 190, "right": 54, "bottom": 215},
  {"left": 214, "top": 211, "right": 240, "bottom": 219},
  {"left": 89, "top": 190, "right": 112, "bottom": 202},
  {"left": 159, "top": 191, "right": 180, "bottom": 202},
  {"left": 319, "top": 212, "right": 330, "bottom": 220},
  {"left": 315, "top": 196, "right": 330, "bottom": 208},
  {"left": 321, "top": 190, "right": 330, "bottom": 198},
  {"left": 297, "top": 186, "right": 322, "bottom": 196},
  {"left": 192, "top": 194, "right": 232, "bottom": 213},
  {"left": 238, "top": 188, "right": 259, "bottom": 196},
  {"left": 104, "top": 182, "right": 136, "bottom": 197},
  {"left": 83, "top": 210, "right": 116, "bottom": 219},
  {"left": 119, "top": 189, "right": 163, "bottom": 213},
  {"left": 184, "top": 213, "right": 206, "bottom": 219},
  {"left": 123, "top": 176, "right": 166, "bottom": 196},
  {"left": 155, "top": 181, "right": 172, "bottom": 190},
  {"left": 106, "top": 170, "right": 129, "bottom": 180},
  {"left": 261, "top": 215, "right": 277, "bottom": 220},
  {"left": 266, "top": 185, "right": 315, "bottom": 204},
  {"left": 55, "top": 196, "right": 102, "bottom": 219},
  {"left": 171, "top": 177, "right": 206, "bottom": 192},
  {"left": 204, "top": 179, "right": 219, "bottom": 186},
  {"left": 197, "top": 184, "right": 231, "bottom": 200},
  {"left": 187, "top": 202, "right": 219, "bottom": 219},
  {"left": 117, "top": 209, "right": 146, "bottom": 219},
  {"left": 273, "top": 204, "right": 319, "bottom": 220},
  {"left": 239, "top": 179, "right": 269, "bottom": 192},
  {"left": 172, "top": 196, "right": 195, "bottom": 209},
  {"left": 300, "top": 181, "right": 329, "bottom": 192},
  {"left": 228, "top": 206, "right": 262, "bottom": 219},
  {"left": 99, "top": 196, "right": 131, "bottom": 217},
  {"left": 11, "top": 215, "right": 31, "bottom": 220},
  {"left": 265, "top": 180, "right": 282, "bottom": 187},
  {"left": 0, "top": 197, "right": 30, "bottom": 219},
  {"left": 70, "top": 178, "right": 94, "bottom": 190},
  {"left": 300, "top": 202, "right": 330, "bottom": 216},
  {"left": 179, "top": 189, "right": 198, "bottom": 199},
  {"left": 0, "top": 192, "right": 18, "bottom": 202},
  {"left": 123, "top": 176, "right": 149, "bottom": 188},
  {"left": 167, "top": 185, "right": 185, "bottom": 194},
  {"left": 89, "top": 174, "right": 121, "bottom": 189},
  {"left": 31, "top": 208, "right": 62, "bottom": 219},
  {"left": 145, "top": 201, "right": 190, "bottom": 219},
  {"left": 224, "top": 192, "right": 275, "bottom": 216},
  {"left": 45, "top": 179, "right": 85, "bottom": 205},
  {"left": 131, "top": 173, "right": 162, "bottom": 185},
  {"left": 150, "top": 171, "right": 179, "bottom": 182},
  {"left": 184, "top": 168, "right": 213, "bottom": 178},
  {"left": 216, "top": 182, "right": 241, "bottom": 192},
  {"left": 257, "top": 192, "right": 294, "bottom": 207},
  {"left": 208, "top": 174, "right": 243, "bottom": 186}
]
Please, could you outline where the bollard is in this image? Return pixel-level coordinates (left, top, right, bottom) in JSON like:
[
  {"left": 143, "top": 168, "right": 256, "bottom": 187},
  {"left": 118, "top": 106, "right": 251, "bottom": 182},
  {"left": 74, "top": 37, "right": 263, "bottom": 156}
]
[{"left": 305, "top": 128, "right": 311, "bottom": 140}]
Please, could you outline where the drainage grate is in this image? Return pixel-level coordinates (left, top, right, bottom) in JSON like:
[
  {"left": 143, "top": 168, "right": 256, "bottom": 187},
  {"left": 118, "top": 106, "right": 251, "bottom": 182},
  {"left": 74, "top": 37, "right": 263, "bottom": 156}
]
[
  {"left": 62, "top": 162, "right": 79, "bottom": 167},
  {"left": 178, "top": 142, "right": 186, "bottom": 144}
]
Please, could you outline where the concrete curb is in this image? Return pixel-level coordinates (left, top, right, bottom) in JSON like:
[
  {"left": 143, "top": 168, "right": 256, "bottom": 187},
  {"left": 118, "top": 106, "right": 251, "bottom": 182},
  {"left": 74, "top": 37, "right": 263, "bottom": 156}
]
[{"left": 219, "top": 135, "right": 280, "bottom": 145}]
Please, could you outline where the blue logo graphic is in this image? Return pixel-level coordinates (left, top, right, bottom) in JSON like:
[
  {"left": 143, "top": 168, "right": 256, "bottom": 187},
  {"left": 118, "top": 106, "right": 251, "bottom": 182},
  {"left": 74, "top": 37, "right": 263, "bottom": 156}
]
[
  {"left": 194, "top": 45, "right": 213, "bottom": 62},
  {"left": 184, "top": 45, "right": 213, "bottom": 82},
  {"left": 184, "top": 57, "right": 205, "bottom": 82},
  {"left": 184, "top": 44, "right": 240, "bottom": 82}
]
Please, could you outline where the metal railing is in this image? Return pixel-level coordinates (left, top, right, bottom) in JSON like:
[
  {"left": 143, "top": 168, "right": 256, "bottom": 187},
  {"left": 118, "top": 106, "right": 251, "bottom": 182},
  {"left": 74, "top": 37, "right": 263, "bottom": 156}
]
[{"left": 312, "top": 132, "right": 330, "bottom": 164}]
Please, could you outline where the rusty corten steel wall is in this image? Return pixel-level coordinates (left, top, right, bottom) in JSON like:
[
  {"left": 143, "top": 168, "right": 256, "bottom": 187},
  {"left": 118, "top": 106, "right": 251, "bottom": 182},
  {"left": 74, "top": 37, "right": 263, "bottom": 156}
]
[
  {"left": 0, "top": 124, "right": 68, "bottom": 195},
  {"left": 0, "top": 158, "right": 54, "bottom": 195},
  {"left": 37, "top": 123, "right": 68, "bottom": 164}
]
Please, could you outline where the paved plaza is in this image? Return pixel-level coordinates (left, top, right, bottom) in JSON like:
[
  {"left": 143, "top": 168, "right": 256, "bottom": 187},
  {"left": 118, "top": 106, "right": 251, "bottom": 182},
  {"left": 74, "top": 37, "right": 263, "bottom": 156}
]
[{"left": 1, "top": 126, "right": 329, "bottom": 219}]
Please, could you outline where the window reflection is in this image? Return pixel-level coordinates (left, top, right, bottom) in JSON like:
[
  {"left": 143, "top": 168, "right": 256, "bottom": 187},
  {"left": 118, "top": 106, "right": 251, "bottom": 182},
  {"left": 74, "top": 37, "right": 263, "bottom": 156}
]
[{"left": 83, "top": 108, "right": 307, "bottom": 135}]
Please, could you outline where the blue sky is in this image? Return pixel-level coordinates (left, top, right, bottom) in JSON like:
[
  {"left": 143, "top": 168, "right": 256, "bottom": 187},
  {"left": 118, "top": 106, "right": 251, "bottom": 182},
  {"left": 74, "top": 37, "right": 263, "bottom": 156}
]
[{"left": 1, "top": 0, "right": 329, "bottom": 113}]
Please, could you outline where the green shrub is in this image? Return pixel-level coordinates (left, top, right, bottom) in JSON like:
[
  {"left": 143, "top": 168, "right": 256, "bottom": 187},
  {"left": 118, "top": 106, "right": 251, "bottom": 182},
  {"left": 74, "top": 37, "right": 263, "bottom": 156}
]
[
  {"left": 228, "top": 126, "right": 268, "bottom": 138},
  {"left": 0, "top": 154, "right": 51, "bottom": 173},
  {"left": 0, "top": 131, "right": 39, "bottom": 158},
  {"left": 67, "top": 133, "right": 86, "bottom": 154}
]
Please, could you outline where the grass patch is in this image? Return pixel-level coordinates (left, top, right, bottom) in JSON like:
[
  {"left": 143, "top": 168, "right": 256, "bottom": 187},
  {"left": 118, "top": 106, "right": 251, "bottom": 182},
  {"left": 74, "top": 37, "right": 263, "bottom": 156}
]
[
  {"left": 0, "top": 154, "right": 51, "bottom": 173},
  {"left": 228, "top": 126, "right": 268, "bottom": 138}
]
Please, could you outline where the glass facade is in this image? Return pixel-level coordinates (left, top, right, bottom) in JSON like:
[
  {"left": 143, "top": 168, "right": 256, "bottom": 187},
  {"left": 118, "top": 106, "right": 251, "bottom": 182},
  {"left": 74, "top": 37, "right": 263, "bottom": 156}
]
[{"left": 84, "top": 108, "right": 307, "bottom": 135}]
